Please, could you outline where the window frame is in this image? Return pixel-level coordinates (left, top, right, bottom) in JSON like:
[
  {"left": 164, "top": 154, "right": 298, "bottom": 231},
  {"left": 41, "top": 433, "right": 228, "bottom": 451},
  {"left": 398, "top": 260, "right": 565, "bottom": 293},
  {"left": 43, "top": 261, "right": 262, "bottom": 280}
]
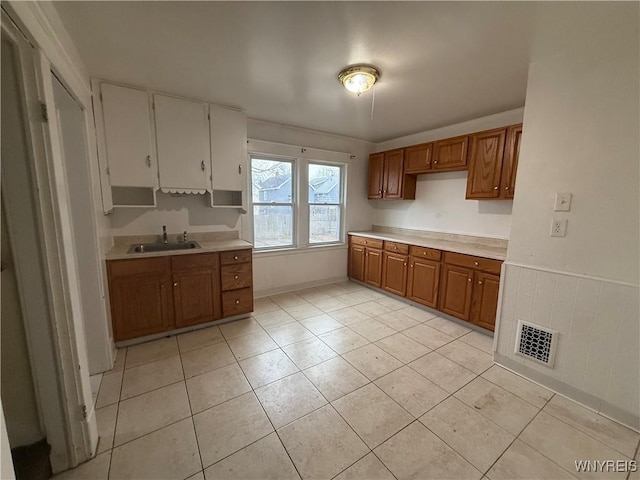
[
  {"left": 250, "top": 155, "right": 297, "bottom": 250},
  {"left": 307, "top": 160, "right": 345, "bottom": 247},
  {"left": 248, "top": 148, "right": 348, "bottom": 253}
]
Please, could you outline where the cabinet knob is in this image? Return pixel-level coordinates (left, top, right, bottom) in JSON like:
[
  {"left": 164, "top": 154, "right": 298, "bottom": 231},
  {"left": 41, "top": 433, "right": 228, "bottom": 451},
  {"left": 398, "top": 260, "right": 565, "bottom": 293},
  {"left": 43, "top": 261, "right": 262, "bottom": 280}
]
[
  {"left": 234, "top": 275, "right": 239, "bottom": 280},
  {"left": 378, "top": 190, "right": 382, "bottom": 194},
  {"left": 234, "top": 255, "right": 238, "bottom": 260},
  {"left": 403, "top": 262, "right": 407, "bottom": 266},
  {"left": 410, "top": 263, "right": 414, "bottom": 268},
  {"left": 235, "top": 299, "right": 240, "bottom": 305},
  {"left": 468, "top": 277, "right": 472, "bottom": 282},
  {"left": 423, "top": 252, "right": 426, "bottom": 255},
  {"left": 384, "top": 190, "right": 387, "bottom": 193},
  {"left": 505, "top": 186, "right": 510, "bottom": 190},
  {"left": 201, "top": 160, "right": 205, "bottom": 172},
  {"left": 173, "top": 282, "right": 178, "bottom": 287},
  {"left": 434, "top": 160, "right": 439, "bottom": 164},
  {"left": 393, "top": 246, "right": 397, "bottom": 250},
  {"left": 364, "top": 241, "right": 367, "bottom": 244},
  {"left": 238, "top": 164, "right": 242, "bottom": 174},
  {"left": 494, "top": 186, "right": 498, "bottom": 190},
  {"left": 478, "top": 281, "right": 483, "bottom": 285},
  {"left": 145, "top": 155, "right": 151, "bottom": 168},
  {"left": 474, "top": 261, "right": 479, "bottom": 266}
]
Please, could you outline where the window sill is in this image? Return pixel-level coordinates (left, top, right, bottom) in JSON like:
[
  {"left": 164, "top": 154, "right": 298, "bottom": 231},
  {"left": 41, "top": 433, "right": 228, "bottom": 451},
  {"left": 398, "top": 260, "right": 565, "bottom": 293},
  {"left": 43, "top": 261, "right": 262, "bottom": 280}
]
[{"left": 253, "top": 243, "right": 347, "bottom": 258}]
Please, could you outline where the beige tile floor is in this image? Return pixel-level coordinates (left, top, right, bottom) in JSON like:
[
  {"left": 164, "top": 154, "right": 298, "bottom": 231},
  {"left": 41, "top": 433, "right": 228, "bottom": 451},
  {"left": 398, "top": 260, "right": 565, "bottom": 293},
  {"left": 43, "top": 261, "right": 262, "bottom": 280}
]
[{"left": 57, "top": 280, "right": 639, "bottom": 480}]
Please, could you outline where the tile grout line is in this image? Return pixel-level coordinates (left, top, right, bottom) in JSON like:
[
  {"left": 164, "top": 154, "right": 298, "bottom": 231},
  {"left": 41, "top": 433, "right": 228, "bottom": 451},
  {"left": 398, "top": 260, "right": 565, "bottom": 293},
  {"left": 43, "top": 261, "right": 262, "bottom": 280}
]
[
  {"left": 106, "top": 346, "right": 127, "bottom": 480},
  {"left": 179, "top": 345, "right": 205, "bottom": 477}
]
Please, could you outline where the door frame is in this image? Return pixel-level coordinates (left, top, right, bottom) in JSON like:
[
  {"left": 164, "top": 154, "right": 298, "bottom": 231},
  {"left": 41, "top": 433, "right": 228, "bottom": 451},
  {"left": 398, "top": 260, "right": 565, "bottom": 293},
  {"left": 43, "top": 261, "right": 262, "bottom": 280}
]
[{"left": 1, "top": 7, "right": 98, "bottom": 472}]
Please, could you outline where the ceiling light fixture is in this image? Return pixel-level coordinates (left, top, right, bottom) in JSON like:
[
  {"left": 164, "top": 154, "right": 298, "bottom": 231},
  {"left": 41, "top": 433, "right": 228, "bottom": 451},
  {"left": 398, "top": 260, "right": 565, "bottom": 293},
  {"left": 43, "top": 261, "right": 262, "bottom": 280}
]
[{"left": 338, "top": 64, "right": 380, "bottom": 96}]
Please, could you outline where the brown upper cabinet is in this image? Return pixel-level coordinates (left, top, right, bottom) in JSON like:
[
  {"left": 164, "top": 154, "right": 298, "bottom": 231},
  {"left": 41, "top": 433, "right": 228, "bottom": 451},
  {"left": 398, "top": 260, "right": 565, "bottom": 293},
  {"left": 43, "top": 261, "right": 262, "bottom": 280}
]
[
  {"left": 501, "top": 124, "right": 522, "bottom": 199},
  {"left": 404, "top": 143, "right": 433, "bottom": 174},
  {"left": 466, "top": 124, "right": 522, "bottom": 200},
  {"left": 368, "top": 149, "right": 416, "bottom": 199},
  {"left": 432, "top": 135, "right": 469, "bottom": 171}
]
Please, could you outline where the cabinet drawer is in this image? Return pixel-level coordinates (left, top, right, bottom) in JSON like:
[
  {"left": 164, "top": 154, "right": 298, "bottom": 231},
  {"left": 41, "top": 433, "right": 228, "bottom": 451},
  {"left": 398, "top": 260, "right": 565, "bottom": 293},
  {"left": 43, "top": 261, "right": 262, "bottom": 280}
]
[
  {"left": 171, "top": 253, "right": 219, "bottom": 270},
  {"left": 350, "top": 236, "right": 384, "bottom": 249},
  {"left": 108, "top": 257, "right": 170, "bottom": 278},
  {"left": 222, "top": 287, "right": 253, "bottom": 317},
  {"left": 221, "top": 263, "right": 252, "bottom": 291},
  {"left": 443, "top": 251, "right": 502, "bottom": 274},
  {"left": 220, "top": 249, "right": 252, "bottom": 266},
  {"left": 384, "top": 241, "right": 409, "bottom": 254},
  {"left": 409, "top": 246, "right": 442, "bottom": 261}
]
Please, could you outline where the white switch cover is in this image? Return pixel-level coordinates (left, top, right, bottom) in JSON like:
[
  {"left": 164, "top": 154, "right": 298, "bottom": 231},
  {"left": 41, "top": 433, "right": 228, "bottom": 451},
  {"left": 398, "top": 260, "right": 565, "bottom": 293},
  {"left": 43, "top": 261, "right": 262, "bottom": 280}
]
[
  {"left": 554, "top": 192, "right": 572, "bottom": 211},
  {"left": 550, "top": 219, "right": 567, "bottom": 237}
]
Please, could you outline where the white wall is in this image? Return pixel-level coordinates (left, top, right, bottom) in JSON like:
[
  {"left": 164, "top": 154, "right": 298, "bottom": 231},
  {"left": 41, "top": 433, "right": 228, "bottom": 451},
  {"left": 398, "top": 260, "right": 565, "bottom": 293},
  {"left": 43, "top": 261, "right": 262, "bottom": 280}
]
[
  {"left": 248, "top": 119, "right": 374, "bottom": 295},
  {"left": 496, "top": 2, "right": 639, "bottom": 430},
  {"left": 373, "top": 109, "right": 524, "bottom": 239}
]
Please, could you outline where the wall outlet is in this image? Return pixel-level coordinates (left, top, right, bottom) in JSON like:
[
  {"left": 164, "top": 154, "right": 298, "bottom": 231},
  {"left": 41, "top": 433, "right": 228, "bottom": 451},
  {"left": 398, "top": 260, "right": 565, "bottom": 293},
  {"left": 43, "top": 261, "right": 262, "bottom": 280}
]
[
  {"left": 550, "top": 219, "right": 567, "bottom": 237},
  {"left": 554, "top": 192, "right": 572, "bottom": 211}
]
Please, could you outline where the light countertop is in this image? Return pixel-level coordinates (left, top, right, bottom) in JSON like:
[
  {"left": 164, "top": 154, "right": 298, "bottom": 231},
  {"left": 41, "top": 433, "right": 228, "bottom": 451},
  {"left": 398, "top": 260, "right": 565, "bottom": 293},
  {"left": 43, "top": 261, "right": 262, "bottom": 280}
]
[
  {"left": 349, "top": 228, "right": 508, "bottom": 261},
  {"left": 105, "top": 232, "right": 252, "bottom": 261}
]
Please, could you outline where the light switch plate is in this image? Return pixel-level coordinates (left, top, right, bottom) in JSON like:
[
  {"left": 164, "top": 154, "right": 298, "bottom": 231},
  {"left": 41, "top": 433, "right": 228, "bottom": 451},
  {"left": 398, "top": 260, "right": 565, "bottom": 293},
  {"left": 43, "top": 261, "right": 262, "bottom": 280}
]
[{"left": 554, "top": 192, "right": 572, "bottom": 212}]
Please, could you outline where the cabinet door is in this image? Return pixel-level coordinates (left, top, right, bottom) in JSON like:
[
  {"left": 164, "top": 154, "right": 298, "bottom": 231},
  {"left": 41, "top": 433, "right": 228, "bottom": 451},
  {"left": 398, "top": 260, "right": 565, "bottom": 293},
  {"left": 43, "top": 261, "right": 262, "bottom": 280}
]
[
  {"left": 349, "top": 244, "right": 365, "bottom": 281},
  {"left": 407, "top": 257, "right": 440, "bottom": 308},
  {"left": 110, "top": 271, "right": 172, "bottom": 341},
  {"left": 364, "top": 248, "right": 383, "bottom": 288},
  {"left": 210, "top": 105, "right": 247, "bottom": 192},
  {"left": 368, "top": 153, "right": 384, "bottom": 199},
  {"left": 466, "top": 128, "right": 507, "bottom": 199},
  {"left": 154, "top": 94, "right": 210, "bottom": 191},
  {"left": 433, "top": 136, "right": 469, "bottom": 171},
  {"left": 100, "top": 83, "right": 156, "bottom": 187},
  {"left": 471, "top": 272, "right": 500, "bottom": 331},
  {"left": 439, "top": 263, "right": 473, "bottom": 321},
  {"left": 172, "top": 268, "right": 221, "bottom": 328},
  {"left": 382, "top": 252, "right": 408, "bottom": 296},
  {"left": 383, "top": 149, "right": 405, "bottom": 199},
  {"left": 404, "top": 143, "right": 433, "bottom": 174},
  {"left": 501, "top": 124, "right": 522, "bottom": 199}
]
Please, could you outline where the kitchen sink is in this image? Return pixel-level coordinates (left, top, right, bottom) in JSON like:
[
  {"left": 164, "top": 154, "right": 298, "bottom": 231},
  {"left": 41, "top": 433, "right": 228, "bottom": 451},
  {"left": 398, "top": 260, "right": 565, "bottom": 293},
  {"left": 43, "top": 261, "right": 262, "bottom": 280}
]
[{"left": 127, "top": 241, "right": 201, "bottom": 254}]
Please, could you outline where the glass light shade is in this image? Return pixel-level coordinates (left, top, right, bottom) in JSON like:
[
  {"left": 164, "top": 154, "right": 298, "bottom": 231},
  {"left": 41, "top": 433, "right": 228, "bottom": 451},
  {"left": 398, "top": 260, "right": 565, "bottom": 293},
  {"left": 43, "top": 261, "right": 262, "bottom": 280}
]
[{"left": 338, "top": 65, "right": 380, "bottom": 96}]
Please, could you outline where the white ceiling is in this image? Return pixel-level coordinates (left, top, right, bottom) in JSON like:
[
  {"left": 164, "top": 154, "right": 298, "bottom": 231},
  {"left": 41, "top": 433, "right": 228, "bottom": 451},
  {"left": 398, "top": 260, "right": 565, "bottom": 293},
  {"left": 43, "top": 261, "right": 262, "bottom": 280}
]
[{"left": 54, "top": 1, "right": 535, "bottom": 143}]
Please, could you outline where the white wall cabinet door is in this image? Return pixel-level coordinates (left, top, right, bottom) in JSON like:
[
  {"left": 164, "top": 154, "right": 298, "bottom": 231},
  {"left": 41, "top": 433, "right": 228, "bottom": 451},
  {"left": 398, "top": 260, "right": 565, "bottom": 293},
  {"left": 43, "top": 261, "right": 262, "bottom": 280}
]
[
  {"left": 154, "top": 94, "right": 210, "bottom": 192},
  {"left": 100, "top": 83, "right": 156, "bottom": 187},
  {"left": 210, "top": 105, "right": 247, "bottom": 192}
]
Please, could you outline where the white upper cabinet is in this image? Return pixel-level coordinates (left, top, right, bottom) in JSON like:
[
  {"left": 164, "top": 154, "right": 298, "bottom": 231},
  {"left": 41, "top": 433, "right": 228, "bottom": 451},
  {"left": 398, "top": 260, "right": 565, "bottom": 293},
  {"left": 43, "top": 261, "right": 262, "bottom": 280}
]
[
  {"left": 153, "top": 94, "right": 210, "bottom": 192},
  {"left": 210, "top": 105, "right": 247, "bottom": 192},
  {"left": 100, "top": 83, "right": 156, "bottom": 188}
]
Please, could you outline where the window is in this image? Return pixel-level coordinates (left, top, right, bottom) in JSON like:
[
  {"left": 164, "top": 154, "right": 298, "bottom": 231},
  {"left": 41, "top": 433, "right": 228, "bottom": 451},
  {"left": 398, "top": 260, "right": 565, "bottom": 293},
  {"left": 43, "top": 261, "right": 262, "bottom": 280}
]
[
  {"left": 250, "top": 150, "right": 347, "bottom": 251},
  {"left": 308, "top": 163, "right": 342, "bottom": 244},
  {"left": 251, "top": 157, "right": 294, "bottom": 248}
]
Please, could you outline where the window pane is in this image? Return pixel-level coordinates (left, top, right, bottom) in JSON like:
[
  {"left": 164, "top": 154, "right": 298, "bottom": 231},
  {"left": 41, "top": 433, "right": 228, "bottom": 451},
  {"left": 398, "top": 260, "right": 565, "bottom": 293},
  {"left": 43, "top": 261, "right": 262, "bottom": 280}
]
[
  {"left": 308, "top": 163, "right": 340, "bottom": 204},
  {"left": 252, "top": 158, "right": 292, "bottom": 204},
  {"left": 253, "top": 205, "right": 293, "bottom": 248},
  {"left": 309, "top": 205, "right": 340, "bottom": 244}
]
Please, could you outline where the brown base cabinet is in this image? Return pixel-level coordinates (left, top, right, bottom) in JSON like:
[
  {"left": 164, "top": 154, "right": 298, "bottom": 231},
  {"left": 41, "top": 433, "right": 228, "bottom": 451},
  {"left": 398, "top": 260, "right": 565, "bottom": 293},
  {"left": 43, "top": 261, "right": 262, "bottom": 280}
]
[
  {"left": 348, "top": 234, "right": 502, "bottom": 332},
  {"left": 407, "top": 246, "right": 442, "bottom": 308},
  {"left": 364, "top": 248, "right": 383, "bottom": 288},
  {"left": 439, "top": 263, "right": 474, "bottom": 321},
  {"left": 439, "top": 252, "right": 502, "bottom": 331},
  {"left": 350, "top": 236, "right": 384, "bottom": 287},
  {"left": 108, "top": 249, "right": 252, "bottom": 342}
]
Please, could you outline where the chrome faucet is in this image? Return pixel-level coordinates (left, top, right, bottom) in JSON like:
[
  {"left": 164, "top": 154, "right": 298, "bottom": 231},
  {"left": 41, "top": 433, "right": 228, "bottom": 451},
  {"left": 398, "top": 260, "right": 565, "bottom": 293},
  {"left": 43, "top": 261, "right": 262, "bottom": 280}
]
[
  {"left": 162, "top": 225, "right": 168, "bottom": 244},
  {"left": 182, "top": 230, "right": 188, "bottom": 243}
]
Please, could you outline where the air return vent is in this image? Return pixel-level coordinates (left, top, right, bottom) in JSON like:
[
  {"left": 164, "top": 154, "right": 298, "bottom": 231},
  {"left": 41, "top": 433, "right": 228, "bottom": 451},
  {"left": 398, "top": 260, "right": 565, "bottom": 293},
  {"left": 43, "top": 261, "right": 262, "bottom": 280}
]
[{"left": 514, "top": 321, "right": 558, "bottom": 367}]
